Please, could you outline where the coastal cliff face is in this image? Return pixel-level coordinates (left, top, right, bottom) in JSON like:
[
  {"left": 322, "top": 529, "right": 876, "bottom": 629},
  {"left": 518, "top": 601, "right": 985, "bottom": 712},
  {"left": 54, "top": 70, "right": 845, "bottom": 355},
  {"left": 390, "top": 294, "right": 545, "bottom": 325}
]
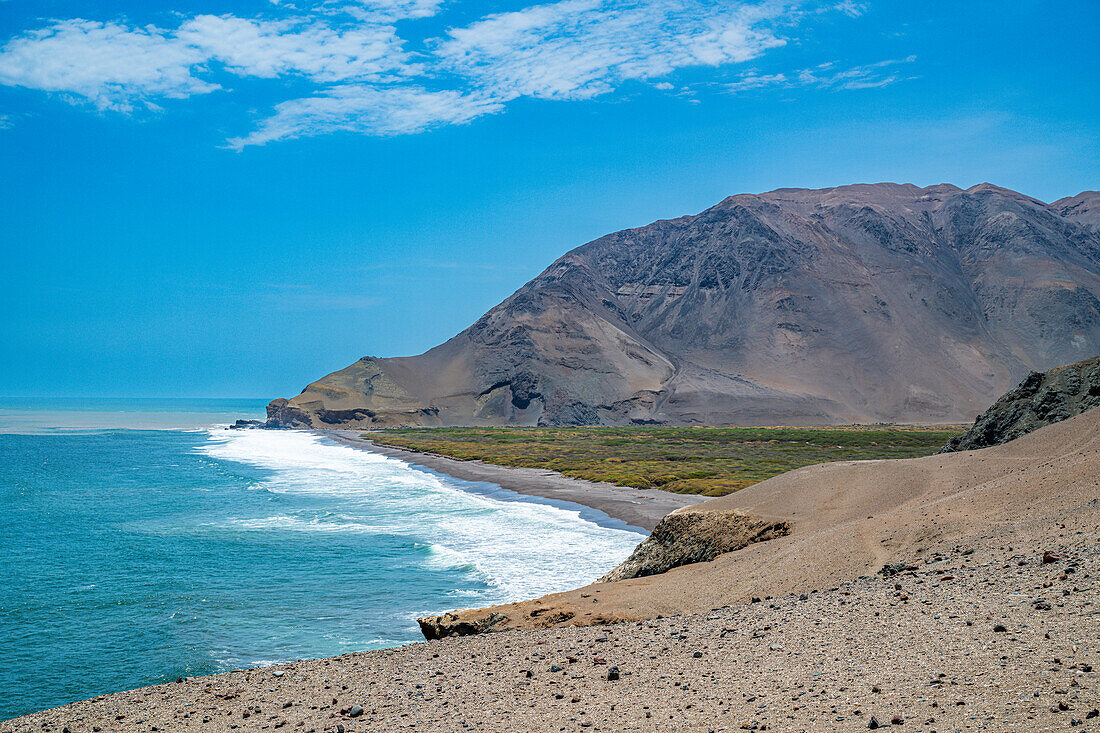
[
  {"left": 269, "top": 183, "right": 1100, "bottom": 428},
  {"left": 940, "top": 354, "right": 1100, "bottom": 453}
]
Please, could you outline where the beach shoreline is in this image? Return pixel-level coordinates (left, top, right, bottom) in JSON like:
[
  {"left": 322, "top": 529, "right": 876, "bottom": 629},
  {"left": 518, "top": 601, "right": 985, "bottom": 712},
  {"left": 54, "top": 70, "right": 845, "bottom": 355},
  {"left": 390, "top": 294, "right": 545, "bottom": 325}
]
[{"left": 318, "top": 429, "right": 705, "bottom": 532}]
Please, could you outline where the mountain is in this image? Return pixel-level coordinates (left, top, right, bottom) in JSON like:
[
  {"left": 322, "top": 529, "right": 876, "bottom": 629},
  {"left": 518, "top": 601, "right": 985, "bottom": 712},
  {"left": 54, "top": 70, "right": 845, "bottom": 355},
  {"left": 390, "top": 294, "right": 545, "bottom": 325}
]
[
  {"left": 940, "top": 355, "right": 1100, "bottom": 453},
  {"left": 267, "top": 183, "right": 1100, "bottom": 428},
  {"left": 1052, "top": 190, "right": 1100, "bottom": 230}
]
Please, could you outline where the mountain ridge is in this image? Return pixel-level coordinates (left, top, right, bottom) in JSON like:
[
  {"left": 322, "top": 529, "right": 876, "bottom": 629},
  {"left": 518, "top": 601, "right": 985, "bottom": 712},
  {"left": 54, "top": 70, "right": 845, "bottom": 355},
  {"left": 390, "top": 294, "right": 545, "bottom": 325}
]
[{"left": 268, "top": 182, "right": 1100, "bottom": 428}]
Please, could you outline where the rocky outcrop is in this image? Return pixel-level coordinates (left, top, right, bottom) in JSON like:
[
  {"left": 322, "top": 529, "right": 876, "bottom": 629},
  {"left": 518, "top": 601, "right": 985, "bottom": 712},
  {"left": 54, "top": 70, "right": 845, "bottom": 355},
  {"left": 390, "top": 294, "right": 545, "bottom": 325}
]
[
  {"left": 598, "top": 510, "right": 790, "bottom": 582},
  {"left": 417, "top": 611, "right": 511, "bottom": 640},
  {"left": 269, "top": 183, "right": 1100, "bottom": 428},
  {"left": 940, "top": 355, "right": 1100, "bottom": 452}
]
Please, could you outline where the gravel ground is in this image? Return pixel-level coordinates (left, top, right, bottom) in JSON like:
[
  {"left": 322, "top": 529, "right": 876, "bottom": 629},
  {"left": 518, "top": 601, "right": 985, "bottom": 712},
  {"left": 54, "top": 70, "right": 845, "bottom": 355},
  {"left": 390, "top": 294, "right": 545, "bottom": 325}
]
[{"left": 6, "top": 541, "right": 1096, "bottom": 733}]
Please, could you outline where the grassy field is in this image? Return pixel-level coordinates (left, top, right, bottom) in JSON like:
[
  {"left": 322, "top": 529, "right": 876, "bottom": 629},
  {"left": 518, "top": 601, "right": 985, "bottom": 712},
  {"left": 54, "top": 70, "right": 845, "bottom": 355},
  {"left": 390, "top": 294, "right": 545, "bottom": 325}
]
[{"left": 365, "top": 425, "right": 963, "bottom": 497}]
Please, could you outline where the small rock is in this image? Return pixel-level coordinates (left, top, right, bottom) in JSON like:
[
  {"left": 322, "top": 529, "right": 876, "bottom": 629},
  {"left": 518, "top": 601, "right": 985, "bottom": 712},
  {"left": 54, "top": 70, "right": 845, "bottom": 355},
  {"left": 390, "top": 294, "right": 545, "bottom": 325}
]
[
  {"left": 993, "top": 624, "right": 1007, "bottom": 632},
  {"left": 607, "top": 666, "right": 620, "bottom": 681},
  {"left": 272, "top": 670, "right": 285, "bottom": 678},
  {"left": 891, "top": 714, "right": 903, "bottom": 725},
  {"left": 1043, "top": 551, "right": 1065, "bottom": 564},
  {"left": 550, "top": 665, "right": 563, "bottom": 672},
  {"left": 1085, "top": 709, "right": 1098, "bottom": 719},
  {"left": 283, "top": 701, "right": 293, "bottom": 709},
  {"left": 348, "top": 705, "right": 364, "bottom": 718},
  {"left": 868, "top": 716, "right": 880, "bottom": 729},
  {"left": 693, "top": 651, "right": 703, "bottom": 658}
]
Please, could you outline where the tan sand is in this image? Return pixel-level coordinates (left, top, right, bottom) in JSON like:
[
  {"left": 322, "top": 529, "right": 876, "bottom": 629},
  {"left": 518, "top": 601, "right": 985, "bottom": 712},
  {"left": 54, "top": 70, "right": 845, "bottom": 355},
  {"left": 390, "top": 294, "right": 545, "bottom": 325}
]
[{"left": 428, "top": 408, "right": 1100, "bottom": 633}]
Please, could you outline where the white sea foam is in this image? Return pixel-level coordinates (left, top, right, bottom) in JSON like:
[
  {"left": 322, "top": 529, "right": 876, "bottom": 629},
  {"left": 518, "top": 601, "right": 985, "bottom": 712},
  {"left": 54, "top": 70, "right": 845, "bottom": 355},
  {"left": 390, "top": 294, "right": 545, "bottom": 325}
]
[
  {"left": 196, "top": 429, "right": 642, "bottom": 602},
  {"left": 219, "top": 515, "right": 385, "bottom": 534}
]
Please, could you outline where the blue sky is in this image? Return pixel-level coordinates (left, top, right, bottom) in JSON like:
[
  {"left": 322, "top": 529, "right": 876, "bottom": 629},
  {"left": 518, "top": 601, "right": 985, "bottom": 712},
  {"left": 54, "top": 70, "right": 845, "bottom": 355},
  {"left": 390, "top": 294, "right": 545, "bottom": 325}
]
[{"left": 0, "top": 0, "right": 1097, "bottom": 398}]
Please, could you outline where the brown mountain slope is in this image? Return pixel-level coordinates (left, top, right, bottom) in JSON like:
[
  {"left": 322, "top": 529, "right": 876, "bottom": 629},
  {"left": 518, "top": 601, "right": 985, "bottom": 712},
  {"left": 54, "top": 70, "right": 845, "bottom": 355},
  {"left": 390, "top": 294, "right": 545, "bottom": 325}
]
[
  {"left": 1054, "top": 190, "right": 1100, "bottom": 230},
  {"left": 418, "top": 405, "right": 1100, "bottom": 636},
  {"left": 268, "top": 183, "right": 1100, "bottom": 428}
]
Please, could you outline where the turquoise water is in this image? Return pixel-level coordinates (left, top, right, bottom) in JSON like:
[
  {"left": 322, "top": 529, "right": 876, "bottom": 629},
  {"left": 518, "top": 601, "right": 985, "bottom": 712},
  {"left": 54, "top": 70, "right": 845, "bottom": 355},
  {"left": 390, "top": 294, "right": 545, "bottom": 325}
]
[{"left": 0, "top": 400, "right": 642, "bottom": 721}]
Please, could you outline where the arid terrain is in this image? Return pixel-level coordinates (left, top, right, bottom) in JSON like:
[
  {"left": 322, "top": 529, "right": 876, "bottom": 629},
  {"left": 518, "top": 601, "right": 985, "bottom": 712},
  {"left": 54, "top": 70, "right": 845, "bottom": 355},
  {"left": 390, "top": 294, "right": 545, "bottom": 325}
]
[
  {"left": 415, "top": 405, "right": 1100, "bottom": 636},
  {"left": 268, "top": 184, "right": 1100, "bottom": 429}
]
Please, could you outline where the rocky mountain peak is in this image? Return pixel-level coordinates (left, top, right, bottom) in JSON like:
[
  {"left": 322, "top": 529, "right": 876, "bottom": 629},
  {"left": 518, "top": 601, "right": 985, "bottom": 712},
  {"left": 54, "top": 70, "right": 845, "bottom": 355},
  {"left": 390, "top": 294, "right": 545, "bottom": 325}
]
[{"left": 268, "top": 183, "right": 1100, "bottom": 429}]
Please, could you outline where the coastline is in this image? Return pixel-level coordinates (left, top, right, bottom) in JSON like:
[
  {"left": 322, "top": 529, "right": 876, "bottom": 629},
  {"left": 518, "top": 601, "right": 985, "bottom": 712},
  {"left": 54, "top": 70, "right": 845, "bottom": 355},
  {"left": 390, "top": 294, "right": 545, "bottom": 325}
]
[
  {"left": 318, "top": 429, "right": 706, "bottom": 532},
  {"left": 7, "top": 541, "right": 1095, "bottom": 732},
  {"left": 5, "top": 413, "right": 1099, "bottom": 729}
]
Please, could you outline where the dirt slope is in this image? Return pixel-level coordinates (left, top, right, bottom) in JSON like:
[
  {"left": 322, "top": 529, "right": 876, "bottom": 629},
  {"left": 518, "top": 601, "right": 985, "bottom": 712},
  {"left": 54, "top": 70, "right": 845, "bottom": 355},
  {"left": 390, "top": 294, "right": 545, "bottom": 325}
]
[{"left": 419, "top": 406, "right": 1100, "bottom": 635}]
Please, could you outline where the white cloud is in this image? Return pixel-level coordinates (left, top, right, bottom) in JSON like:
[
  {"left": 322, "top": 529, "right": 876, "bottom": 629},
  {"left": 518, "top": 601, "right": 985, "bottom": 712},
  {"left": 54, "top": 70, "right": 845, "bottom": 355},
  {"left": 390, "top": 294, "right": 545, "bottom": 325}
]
[
  {"left": 0, "top": 1, "right": 893, "bottom": 145},
  {"left": 832, "top": 1, "right": 866, "bottom": 18},
  {"left": 227, "top": 85, "right": 503, "bottom": 148},
  {"left": 333, "top": 0, "right": 445, "bottom": 20},
  {"left": 178, "top": 15, "right": 412, "bottom": 82},
  {"left": 0, "top": 14, "right": 416, "bottom": 111},
  {"left": 435, "top": 0, "right": 786, "bottom": 102},
  {"left": 728, "top": 54, "right": 917, "bottom": 94},
  {"left": 0, "top": 20, "right": 214, "bottom": 111},
  {"left": 727, "top": 71, "right": 788, "bottom": 91}
]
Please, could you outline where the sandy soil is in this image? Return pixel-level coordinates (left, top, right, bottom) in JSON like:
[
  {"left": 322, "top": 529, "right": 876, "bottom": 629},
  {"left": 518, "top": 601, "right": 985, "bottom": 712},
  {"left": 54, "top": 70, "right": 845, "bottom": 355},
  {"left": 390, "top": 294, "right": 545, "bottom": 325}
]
[
  {"left": 321, "top": 430, "right": 706, "bottom": 532},
  {"left": 429, "top": 408, "right": 1100, "bottom": 633}
]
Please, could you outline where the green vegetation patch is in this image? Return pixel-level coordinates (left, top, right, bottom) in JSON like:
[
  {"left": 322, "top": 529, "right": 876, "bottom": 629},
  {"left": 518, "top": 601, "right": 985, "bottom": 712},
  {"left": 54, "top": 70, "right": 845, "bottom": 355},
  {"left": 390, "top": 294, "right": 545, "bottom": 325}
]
[{"left": 365, "top": 425, "right": 962, "bottom": 496}]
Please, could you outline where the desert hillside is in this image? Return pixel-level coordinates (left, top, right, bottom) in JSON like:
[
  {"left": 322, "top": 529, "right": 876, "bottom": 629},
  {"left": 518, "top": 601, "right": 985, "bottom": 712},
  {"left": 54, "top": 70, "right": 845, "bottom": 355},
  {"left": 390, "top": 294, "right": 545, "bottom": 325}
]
[
  {"left": 269, "top": 183, "right": 1100, "bottom": 428},
  {"left": 419, "top": 405, "right": 1100, "bottom": 636}
]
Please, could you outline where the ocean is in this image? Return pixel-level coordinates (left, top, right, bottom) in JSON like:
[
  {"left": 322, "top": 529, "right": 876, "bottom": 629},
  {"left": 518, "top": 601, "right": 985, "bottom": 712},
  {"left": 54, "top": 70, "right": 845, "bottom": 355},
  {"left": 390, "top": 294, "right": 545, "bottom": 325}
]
[{"left": 0, "top": 399, "right": 643, "bottom": 721}]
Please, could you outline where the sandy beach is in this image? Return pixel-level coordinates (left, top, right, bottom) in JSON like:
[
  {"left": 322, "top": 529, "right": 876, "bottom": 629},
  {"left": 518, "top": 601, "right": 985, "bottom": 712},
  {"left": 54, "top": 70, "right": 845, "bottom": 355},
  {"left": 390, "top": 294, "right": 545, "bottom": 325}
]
[{"left": 321, "top": 430, "right": 706, "bottom": 532}]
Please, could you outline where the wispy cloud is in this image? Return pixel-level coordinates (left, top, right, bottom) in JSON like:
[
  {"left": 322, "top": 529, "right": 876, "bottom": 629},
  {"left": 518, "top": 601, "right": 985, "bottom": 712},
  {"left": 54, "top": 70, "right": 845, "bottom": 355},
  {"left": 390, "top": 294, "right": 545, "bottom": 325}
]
[
  {"left": 176, "top": 15, "right": 411, "bottom": 82},
  {"left": 0, "top": 20, "right": 216, "bottom": 111},
  {"left": 227, "top": 85, "right": 503, "bottom": 148},
  {"left": 728, "top": 54, "right": 917, "bottom": 93},
  {"left": 435, "top": 0, "right": 786, "bottom": 102},
  {"left": 0, "top": 1, "right": 901, "bottom": 145}
]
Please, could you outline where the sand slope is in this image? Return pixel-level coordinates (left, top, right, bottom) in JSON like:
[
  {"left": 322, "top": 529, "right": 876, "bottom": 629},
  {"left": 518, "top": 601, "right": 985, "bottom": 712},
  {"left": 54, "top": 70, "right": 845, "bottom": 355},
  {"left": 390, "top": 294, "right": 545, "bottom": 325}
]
[{"left": 427, "top": 407, "right": 1100, "bottom": 633}]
